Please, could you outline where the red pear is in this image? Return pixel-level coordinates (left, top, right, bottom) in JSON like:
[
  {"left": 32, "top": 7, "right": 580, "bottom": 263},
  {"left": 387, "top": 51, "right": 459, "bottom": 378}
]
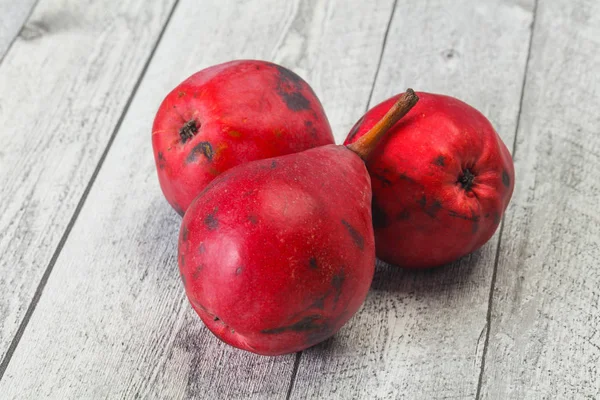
[
  {"left": 152, "top": 60, "right": 334, "bottom": 215},
  {"left": 178, "top": 90, "right": 419, "bottom": 355},
  {"left": 345, "top": 92, "right": 515, "bottom": 269}
]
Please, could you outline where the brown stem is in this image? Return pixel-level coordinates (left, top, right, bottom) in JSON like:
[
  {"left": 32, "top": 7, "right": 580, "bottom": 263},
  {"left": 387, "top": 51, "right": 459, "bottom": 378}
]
[{"left": 346, "top": 88, "right": 419, "bottom": 160}]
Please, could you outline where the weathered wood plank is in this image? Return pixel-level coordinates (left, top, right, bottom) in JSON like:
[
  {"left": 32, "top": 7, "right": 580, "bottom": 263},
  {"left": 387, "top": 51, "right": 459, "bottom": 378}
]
[
  {"left": 0, "top": 0, "right": 396, "bottom": 398},
  {"left": 0, "top": 0, "right": 38, "bottom": 59},
  {"left": 289, "top": 1, "right": 535, "bottom": 399},
  {"left": 0, "top": 0, "right": 177, "bottom": 367},
  {"left": 480, "top": 0, "right": 600, "bottom": 398}
]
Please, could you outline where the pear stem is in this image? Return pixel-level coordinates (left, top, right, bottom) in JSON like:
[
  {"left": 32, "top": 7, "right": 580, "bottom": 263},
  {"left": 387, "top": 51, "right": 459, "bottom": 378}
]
[{"left": 346, "top": 88, "right": 419, "bottom": 160}]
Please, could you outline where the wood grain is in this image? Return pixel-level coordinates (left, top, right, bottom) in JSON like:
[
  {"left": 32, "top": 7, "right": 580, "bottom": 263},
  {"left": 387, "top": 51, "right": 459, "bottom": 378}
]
[
  {"left": 0, "top": 0, "right": 38, "bottom": 59},
  {"left": 0, "top": 0, "right": 397, "bottom": 398},
  {"left": 289, "top": 1, "right": 536, "bottom": 399},
  {"left": 480, "top": 0, "right": 600, "bottom": 398},
  {"left": 0, "top": 0, "right": 176, "bottom": 367}
]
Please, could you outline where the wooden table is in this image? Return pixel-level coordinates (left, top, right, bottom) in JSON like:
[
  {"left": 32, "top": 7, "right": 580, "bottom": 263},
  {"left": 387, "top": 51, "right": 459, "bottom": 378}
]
[{"left": 0, "top": 0, "right": 598, "bottom": 398}]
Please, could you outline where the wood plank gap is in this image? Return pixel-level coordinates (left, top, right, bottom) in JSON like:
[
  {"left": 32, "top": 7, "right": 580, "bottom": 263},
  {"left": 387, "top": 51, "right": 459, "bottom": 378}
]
[
  {"left": 364, "top": 0, "right": 398, "bottom": 112},
  {"left": 285, "top": 351, "right": 303, "bottom": 400},
  {"left": 474, "top": 0, "right": 539, "bottom": 398},
  {"left": 0, "top": 0, "right": 40, "bottom": 63},
  {"left": 0, "top": 0, "right": 182, "bottom": 382}
]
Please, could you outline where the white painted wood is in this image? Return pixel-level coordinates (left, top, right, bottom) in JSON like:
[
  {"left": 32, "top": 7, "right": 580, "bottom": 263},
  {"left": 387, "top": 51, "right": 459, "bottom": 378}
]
[
  {"left": 0, "top": 0, "right": 396, "bottom": 398},
  {"left": 0, "top": 0, "right": 38, "bottom": 59},
  {"left": 480, "top": 0, "right": 600, "bottom": 398},
  {"left": 290, "top": 1, "right": 536, "bottom": 399},
  {"left": 0, "top": 0, "right": 176, "bottom": 365}
]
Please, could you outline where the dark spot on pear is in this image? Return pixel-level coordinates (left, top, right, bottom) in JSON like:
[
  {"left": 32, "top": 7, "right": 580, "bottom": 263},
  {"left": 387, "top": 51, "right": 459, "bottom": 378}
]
[
  {"left": 447, "top": 210, "right": 480, "bottom": 222},
  {"left": 399, "top": 172, "right": 417, "bottom": 184},
  {"left": 247, "top": 214, "right": 258, "bottom": 225},
  {"left": 204, "top": 208, "right": 219, "bottom": 230},
  {"left": 341, "top": 220, "right": 364, "bottom": 250},
  {"left": 304, "top": 120, "right": 318, "bottom": 139},
  {"left": 417, "top": 195, "right": 427, "bottom": 208},
  {"left": 331, "top": 270, "right": 346, "bottom": 305},
  {"left": 397, "top": 209, "right": 411, "bottom": 221},
  {"left": 309, "top": 257, "right": 318, "bottom": 270},
  {"left": 372, "top": 196, "right": 389, "bottom": 228},
  {"left": 180, "top": 271, "right": 187, "bottom": 287},
  {"left": 192, "top": 265, "right": 204, "bottom": 280},
  {"left": 310, "top": 296, "right": 326, "bottom": 310},
  {"left": 186, "top": 141, "right": 213, "bottom": 163},
  {"left": 275, "top": 64, "right": 320, "bottom": 99},
  {"left": 275, "top": 65, "right": 311, "bottom": 111},
  {"left": 205, "top": 215, "right": 218, "bottom": 230},
  {"left": 373, "top": 167, "right": 399, "bottom": 187},
  {"left": 157, "top": 152, "right": 166, "bottom": 169},
  {"left": 179, "top": 119, "right": 199, "bottom": 143},
  {"left": 271, "top": 160, "right": 277, "bottom": 169},
  {"left": 261, "top": 314, "right": 324, "bottom": 334},
  {"left": 198, "top": 243, "right": 206, "bottom": 254},
  {"left": 373, "top": 173, "right": 392, "bottom": 188},
  {"left": 502, "top": 170, "right": 510, "bottom": 187},
  {"left": 278, "top": 88, "right": 310, "bottom": 111},
  {"left": 424, "top": 200, "right": 443, "bottom": 218},
  {"left": 236, "top": 267, "right": 243, "bottom": 275},
  {"left": 433, "top": 155, "right": 446, "bottom": 166},
  {"left": 347, "top": 115, "right": 365, "bottom": 142},
  {"left": 448, "top": 208, "right": 480, "bottom": 233},
  {"left": 274, "top": 64, "right": 304, "bottom": 84},
  {"left": 213, "top": 316, "right": 220, "bottom": 322}
]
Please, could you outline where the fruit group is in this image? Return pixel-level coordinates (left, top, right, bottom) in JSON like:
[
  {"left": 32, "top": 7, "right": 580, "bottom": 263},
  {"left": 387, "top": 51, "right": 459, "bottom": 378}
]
[
  {"left": 179, "top": 91, "right": 418, "bottom": 355},
  {"left": 344, "top": 92, "right": 514, "bottom": 269},
  {"left": 152, "top": 60, "right": 334, "bottom": 215}
]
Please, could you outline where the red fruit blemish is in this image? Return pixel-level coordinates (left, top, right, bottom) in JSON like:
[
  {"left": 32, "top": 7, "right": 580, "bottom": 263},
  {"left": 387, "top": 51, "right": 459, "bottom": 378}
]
[{"left": 179, "top": 119, "right": 198, "bottom": 143}]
